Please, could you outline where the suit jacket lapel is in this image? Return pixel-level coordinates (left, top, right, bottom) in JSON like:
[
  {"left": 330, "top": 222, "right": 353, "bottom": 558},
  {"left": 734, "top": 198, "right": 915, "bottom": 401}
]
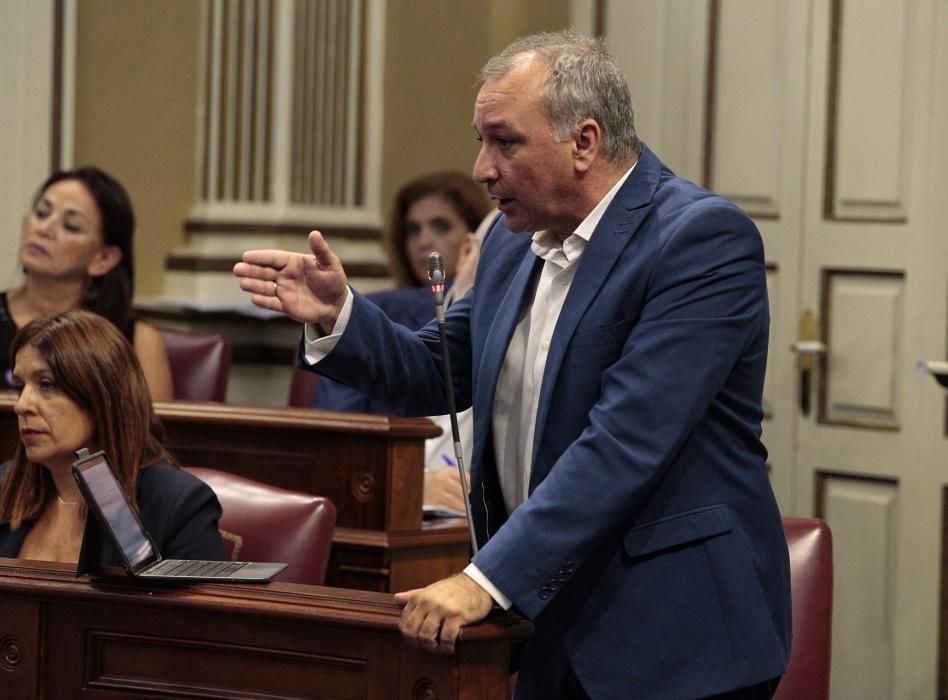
[{"left": 528, "top": 148, "right": 663, "bottom": 483}]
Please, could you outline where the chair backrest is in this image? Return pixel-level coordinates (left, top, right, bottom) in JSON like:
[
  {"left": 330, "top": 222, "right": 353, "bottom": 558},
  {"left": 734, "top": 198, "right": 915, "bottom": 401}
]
[
  {"left": 775, "top": 516, "right": 834, "bottom": 700},
  {"left": 287, "top": 367, "right": 320, "bottom": 407},
  {"left": 183, "top": 466, "right": 336, "bottom": 586},
  {"left": 158, "top": 326, "right": 231, "bottom": 402}
]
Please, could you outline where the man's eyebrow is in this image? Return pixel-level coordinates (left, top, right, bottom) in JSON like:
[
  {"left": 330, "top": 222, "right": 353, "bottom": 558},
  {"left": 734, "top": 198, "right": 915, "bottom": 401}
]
[{"left": 473, "top": 119, "right": 509, "bottom": 134}]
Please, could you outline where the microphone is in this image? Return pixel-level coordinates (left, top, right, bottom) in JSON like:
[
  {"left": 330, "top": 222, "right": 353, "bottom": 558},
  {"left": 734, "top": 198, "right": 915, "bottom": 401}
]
[
  {"left": 427, "top": 253, "right": 446, "bottom": 320},
  {"left": 427, "top": 252, "right": 479, "bottom": 554}
]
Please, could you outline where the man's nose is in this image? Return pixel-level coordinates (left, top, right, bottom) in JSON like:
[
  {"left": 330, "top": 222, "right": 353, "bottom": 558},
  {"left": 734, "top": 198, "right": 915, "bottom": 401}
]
[{"left": 473, "top": 146, "right": 496, "bottom": 184}]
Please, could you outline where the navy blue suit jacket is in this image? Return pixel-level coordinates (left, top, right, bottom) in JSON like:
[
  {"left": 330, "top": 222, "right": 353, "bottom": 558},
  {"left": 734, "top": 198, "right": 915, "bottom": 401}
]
[
  {"left": 309, "top": 146, "right": 792, "bottom": 699},
  {"left": 0, "top": 461, "right": 227, "bottom": 564},
  {"left": 313, "top": 286, "right": 435, "bottom": 414}
]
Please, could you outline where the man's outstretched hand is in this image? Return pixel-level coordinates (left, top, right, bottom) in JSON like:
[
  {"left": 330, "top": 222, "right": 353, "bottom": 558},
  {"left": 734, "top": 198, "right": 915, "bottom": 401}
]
[{"left": 233, "top": 231, "right": 348, "bottom": 334}]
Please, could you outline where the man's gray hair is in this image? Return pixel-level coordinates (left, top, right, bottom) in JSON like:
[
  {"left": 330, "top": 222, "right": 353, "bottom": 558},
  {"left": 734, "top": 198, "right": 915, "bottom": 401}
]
[{"left": 479, "top": 30, "right": 641, "bottom": 164}]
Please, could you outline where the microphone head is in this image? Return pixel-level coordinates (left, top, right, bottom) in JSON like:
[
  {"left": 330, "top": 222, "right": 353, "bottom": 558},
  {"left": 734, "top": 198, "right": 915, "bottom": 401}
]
[
  {"left": 427, "top": 252, "right": 444, "bottom": 285},
  {"left": 427, "top": 252, "right": 445, "bottom": 307}
]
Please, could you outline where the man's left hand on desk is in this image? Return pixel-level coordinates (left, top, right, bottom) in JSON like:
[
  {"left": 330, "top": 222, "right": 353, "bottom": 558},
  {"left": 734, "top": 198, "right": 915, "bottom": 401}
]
[{"left": 394, "top": 573, "right": 493, "bottom": 654}]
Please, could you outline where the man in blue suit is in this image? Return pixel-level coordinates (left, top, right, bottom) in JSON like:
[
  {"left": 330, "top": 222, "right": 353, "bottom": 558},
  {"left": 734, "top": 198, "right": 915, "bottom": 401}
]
[{"left": 235, "top": 30, "right": 791, "bottom": 700}]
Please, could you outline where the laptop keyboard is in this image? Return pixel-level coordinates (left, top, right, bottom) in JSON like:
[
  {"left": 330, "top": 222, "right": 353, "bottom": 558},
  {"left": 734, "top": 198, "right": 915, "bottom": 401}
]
[{"left": 147, "top": 559, "right": 249, "bottom": 577}]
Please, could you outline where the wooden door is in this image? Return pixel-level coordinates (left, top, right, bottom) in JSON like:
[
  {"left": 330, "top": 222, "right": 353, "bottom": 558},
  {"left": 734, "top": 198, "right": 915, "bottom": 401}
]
[
  {"left": 605, "top": 0, "right": 809, "bottom": 514},
  {"left": 601, "top": 0, "right": 948, "bottom": 696},
  {"left": 794, "top": 1, "right": 948, "bottom": 696}
]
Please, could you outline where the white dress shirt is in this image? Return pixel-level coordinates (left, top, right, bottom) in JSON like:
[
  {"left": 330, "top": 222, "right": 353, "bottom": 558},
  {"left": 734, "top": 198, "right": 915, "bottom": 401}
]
[{"left": 465, "top": 166, "right": 635, "bottom": 608}]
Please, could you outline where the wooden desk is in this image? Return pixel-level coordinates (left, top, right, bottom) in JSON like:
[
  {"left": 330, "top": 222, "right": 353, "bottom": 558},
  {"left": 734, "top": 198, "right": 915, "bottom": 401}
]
[
  {"left": 0, "top": 395, "right": 471, "bottom": 592},
  {"left": 0, "top": 559, "right": 531, "bottom": 699}
]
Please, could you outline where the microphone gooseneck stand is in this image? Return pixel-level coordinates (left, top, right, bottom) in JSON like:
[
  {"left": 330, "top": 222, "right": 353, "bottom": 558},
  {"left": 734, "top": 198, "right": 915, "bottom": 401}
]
[{"left": 427, "top": 252, "right": 479, "bottom": 555}]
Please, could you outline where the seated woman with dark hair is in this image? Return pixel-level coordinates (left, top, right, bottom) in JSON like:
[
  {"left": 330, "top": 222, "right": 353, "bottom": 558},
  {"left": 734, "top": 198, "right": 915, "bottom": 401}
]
[
  {"left": 0, "top": 310, "right": 226, "bottom": 564},
  {"left": 0, "top": 167, "right": 172, "bottom": 400}
]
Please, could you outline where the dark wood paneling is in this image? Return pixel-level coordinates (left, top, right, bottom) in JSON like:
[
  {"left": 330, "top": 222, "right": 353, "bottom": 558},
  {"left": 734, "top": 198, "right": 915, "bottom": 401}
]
[{"left": 0, "top": 560, "right": 531, "bottom": 699}]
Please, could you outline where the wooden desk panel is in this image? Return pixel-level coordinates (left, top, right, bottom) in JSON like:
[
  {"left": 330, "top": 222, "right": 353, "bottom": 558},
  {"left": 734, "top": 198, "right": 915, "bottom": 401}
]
[
  {"left": 0, "top": 559, "right": 531, "bottom": 699},
  {"left": 151, "top": 400, "right": 440, "bottom": 532},
  {"left": 0, "top": 395, "right": 471, "bottom": 592}
]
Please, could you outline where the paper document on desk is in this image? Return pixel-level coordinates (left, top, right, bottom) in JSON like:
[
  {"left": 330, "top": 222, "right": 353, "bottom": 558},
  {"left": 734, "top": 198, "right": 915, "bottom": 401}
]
[{"left": 423, "top": 505, "right": 467, "bottom": 519}]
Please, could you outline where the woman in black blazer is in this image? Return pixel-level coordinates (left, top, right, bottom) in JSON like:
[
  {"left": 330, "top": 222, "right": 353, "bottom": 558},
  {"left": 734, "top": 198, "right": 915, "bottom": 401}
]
[{"left": 0, "top": 309, "right": 225, "bottom": 564}]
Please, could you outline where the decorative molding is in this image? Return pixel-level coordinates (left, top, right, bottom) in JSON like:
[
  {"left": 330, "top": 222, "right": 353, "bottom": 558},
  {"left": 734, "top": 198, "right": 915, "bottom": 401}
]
[
  {"left": 818, "top": 268, "right": 904, "bottom": 430},
  {"left": 823, "top": 0, "right": 909, "bottom": 223},
  {"left": 703, "top": 0, "right": 782, "bottom": 220},
  {"left": 814, "top": 469, "right": 898, "bottom": 517},
  {"left": 594, "top": 0, "right": 606, "bottom": 36},
  {"left": 0, "top": 635, "right": 23, "bottom": 671},
  {"left": 701, "top": 0, "right": 719, "bottom": 193},
  {"left": 940, "top": 486, "right": 948, "bottom": 697},
  {"left": 84, "top": 630, "right": 367, "bottom": 694},
  {"left": 166, "top": 254, "right": 388, "bottom": 278},
  {"left": 184, "top": 218, "right": 381, "bottom": 239},
  {"left": 815, "top": 471, "right": 898, "bottom": 693},
  {"left": 50, "top": 0, "right": 64, "bottom": 170},
  {"left": 193, "top": 0, "right": 384, "bottom": 228},
  {"left": 55, "top": 0, "right": 75, "bottom": 169},
  {"left": 822, "top": 0, "right": 841, "bottom": 222}
]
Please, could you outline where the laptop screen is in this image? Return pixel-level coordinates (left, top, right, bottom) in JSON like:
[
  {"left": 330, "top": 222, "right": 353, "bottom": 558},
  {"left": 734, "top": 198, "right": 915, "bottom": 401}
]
[{"left": 73, "top": 452, "right": 156, "bottom": 571}]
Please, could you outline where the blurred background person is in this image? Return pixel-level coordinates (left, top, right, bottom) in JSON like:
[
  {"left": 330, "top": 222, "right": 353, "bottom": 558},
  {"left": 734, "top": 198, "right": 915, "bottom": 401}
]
[
  {"left": 314, "top": 170, "right": 489, "bottom": 414},
  {"left": 385, "top": 171, "right": 489, "bottom": 293},
  {"left": 0, "top": 167, "right": 173, "bottom": 400},
  {"left": 0, "top": 310, "right": 225, "bottom": 564},
  {"left": 311, "top": 171, "right": 490, "bottom": 513}
]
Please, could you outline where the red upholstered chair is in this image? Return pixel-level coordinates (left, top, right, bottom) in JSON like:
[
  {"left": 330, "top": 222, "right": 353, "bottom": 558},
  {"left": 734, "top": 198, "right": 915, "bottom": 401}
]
[
  {"left": 158, "top": 326, "right": 231, "bottom": 402},
  {"left": 287, "top": 366, "right": 320, "bottom": 407},
  {"left": 775, "top": 516, "right": 834, "bottom": 700},
  {"left": 183, "top": 466, "right": 336, "bottom": 586}
]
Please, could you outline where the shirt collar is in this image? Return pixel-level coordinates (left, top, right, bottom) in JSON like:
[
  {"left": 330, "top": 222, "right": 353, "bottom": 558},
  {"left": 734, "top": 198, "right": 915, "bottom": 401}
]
[{"left": 531, "top": 161, "right": 637, "bottom": 263}]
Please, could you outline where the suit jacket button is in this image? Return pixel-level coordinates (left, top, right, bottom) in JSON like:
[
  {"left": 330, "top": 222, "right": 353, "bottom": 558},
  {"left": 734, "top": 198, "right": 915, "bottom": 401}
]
[{"left": 538, "top": 591, "right": 550, "bottom": 600}]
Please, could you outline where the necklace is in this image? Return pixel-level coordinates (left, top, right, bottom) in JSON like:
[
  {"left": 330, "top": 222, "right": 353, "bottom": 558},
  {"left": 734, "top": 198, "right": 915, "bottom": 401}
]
[{"left": 57, "top": 494, "right": 81, "bottom": 506}]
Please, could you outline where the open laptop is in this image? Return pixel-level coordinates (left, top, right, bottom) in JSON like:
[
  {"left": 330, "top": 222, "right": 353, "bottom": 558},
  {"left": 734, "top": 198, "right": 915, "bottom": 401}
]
[{"left": 72, "top": 448, "right": 287, "bottom": 583}]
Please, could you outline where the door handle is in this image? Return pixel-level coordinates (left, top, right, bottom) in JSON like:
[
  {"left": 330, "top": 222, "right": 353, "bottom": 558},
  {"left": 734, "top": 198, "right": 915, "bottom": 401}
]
[
  {"left": 918, "top": 360, "right": 948, "bottom": 389},
  {"left": 790, "top": 309, "right": 825, "bottom": 416},
  {"left": 790, "top": 340, "right": 827, "bottom": 355}
]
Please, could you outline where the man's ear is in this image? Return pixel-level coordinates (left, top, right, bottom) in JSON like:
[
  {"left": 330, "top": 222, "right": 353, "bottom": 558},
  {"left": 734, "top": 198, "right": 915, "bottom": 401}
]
[
  {"left": 572, "top": 119, "right": 603, "bottom": 173},
  {"left": 87, "top": 245, "right": 122, "bottom": 278}
]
